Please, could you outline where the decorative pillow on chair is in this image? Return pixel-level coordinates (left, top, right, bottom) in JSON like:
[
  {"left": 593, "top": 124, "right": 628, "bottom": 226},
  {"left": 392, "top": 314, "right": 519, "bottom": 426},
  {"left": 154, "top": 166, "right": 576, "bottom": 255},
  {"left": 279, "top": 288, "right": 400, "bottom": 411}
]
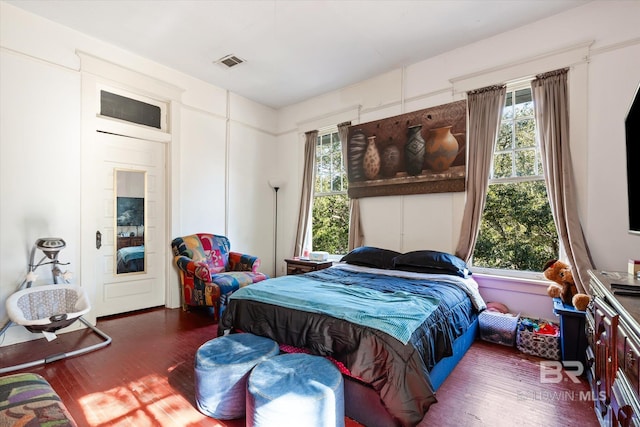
[
  {"left": 340, "top": 246, "right": 401, "bottom": 270},
  {"left": 392, "top": 250, "right": 471, "bottom": 278},
  {"left": 198, "top": 234, "right": 230, "bottom": 271},
  {"left": 204, "top": 249, "right": 226, "bottom": 273}
]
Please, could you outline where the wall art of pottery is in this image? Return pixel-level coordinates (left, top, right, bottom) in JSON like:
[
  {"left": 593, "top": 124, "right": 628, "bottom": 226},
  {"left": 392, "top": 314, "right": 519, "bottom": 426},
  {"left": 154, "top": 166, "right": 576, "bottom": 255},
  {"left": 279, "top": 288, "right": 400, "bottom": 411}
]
[{"left": 347, "top": 99, "right": 467, "bottom": 198}]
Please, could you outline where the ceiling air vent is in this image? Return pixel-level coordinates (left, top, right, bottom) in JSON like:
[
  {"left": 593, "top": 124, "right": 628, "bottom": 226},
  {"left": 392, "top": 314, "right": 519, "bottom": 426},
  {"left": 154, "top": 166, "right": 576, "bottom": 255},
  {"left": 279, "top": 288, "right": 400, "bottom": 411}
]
[{"left": 215, "top": 54, "right": 245, "bottom": 69}]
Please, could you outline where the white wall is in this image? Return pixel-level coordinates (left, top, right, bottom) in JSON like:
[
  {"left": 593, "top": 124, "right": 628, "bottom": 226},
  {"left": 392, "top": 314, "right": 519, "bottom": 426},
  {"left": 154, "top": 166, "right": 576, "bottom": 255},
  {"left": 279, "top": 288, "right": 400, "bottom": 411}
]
[
  {"left": 0, "top": 47, "right": 82, "bottom": 322},
  {"left": 587, "top": 45, "right": 640, "bottom": 272},
  {"left": 276, "top": 1, "right": 640, "bottom": 319},
  {"left": 0, "top": 2, "right": 277, "bottom": 346}
]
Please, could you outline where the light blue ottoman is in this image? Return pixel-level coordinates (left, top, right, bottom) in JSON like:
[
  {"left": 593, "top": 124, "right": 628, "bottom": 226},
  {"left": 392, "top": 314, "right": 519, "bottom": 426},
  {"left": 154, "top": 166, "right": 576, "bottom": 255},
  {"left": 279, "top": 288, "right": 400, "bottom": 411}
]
[
  {"left": 246, "top": 353, "right": 345, "bottom": 427},
  {"left": 194, "top": 333, "right": 279, "bottom": 419}
]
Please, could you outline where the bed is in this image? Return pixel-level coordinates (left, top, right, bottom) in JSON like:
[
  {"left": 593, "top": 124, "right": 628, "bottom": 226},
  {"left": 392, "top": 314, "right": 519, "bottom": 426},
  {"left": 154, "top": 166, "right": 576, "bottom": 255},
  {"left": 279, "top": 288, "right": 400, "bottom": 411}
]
[
  {"left": 219, "top": 247, "right": 486, "bottom": 427},
  {"left": 116, "top": 245, "right": 144, "bottom": 273}
]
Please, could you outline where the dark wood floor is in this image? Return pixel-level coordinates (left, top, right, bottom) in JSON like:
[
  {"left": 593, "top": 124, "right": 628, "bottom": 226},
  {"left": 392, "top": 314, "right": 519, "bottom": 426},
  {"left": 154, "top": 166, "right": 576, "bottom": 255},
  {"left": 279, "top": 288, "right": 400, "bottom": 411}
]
[{"left": 1, "top": 307, "right": 599, "bottom": 426}]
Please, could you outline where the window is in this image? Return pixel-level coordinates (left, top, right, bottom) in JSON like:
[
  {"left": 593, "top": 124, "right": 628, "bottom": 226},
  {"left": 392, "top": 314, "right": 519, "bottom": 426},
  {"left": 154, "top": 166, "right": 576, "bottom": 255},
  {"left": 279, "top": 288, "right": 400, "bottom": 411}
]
[
  {"left": 311, "top": 129, "right": 349, "bottom": 255},
  {"left": 472, "top": 85, "right": 559, "bottom": 273},
  {"left": 100, "top": 90, "right": 162, "bottom": 129}
]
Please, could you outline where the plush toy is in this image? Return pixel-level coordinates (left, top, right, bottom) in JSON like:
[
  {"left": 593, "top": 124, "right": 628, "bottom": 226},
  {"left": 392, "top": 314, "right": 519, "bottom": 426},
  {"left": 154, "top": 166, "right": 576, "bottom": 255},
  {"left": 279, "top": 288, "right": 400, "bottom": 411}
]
[{"left": 543, "top": 259, "right": 591, "bottom": 311}]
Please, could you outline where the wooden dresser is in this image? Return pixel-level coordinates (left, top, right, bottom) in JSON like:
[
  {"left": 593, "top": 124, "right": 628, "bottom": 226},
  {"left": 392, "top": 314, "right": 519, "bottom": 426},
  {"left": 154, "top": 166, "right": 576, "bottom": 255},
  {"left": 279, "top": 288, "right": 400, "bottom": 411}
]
[
  {"left": 587, "top": 270, "right": 640, "bottom": 426},
  {"left": 117, "top": 236, "right": 144, "bottom": 250}
]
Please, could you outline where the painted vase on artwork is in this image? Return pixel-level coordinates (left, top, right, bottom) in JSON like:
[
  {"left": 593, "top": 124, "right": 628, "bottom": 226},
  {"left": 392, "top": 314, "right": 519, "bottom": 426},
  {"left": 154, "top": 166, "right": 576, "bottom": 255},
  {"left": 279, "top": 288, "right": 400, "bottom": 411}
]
[
  {"left": 363, "top": 136, "right": 381, "bottom": 180},
  {"left": 380, "top": 144, "right": 401, "bottom": 177},
  {"left": 348, "top": 130, "right": 367, "bottom": 181},
  {"left": 425, "top": 125, "right": 458, "bottom": 172},
  {"left": 404, "top": 125, "right": 425, "bottom": 176}
]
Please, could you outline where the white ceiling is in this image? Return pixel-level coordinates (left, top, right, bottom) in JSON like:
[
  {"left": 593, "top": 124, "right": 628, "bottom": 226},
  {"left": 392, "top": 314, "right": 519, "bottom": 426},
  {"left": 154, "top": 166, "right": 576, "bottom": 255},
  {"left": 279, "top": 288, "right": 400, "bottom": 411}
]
[{"left": 7, "top": 0, "right": 591, "bottom": 109}]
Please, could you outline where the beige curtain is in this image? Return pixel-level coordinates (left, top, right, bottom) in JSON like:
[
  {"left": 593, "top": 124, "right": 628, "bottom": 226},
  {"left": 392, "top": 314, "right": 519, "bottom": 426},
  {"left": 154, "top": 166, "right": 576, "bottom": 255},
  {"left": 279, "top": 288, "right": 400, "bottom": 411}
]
[
  {"left": 455, "top": 85, "right": 507, "bottom": 262},
  {"left": 532, "top": 68, "right": 594, "bottom": 294},
  {"left": 337, "top": 121, "right": 364, "bottom": 250},
  {"left": 348, "top": 199, "right": 363, "bottom": 250},
  {"left": 293, "top": 130, "right": 317, "bottom": 257}
]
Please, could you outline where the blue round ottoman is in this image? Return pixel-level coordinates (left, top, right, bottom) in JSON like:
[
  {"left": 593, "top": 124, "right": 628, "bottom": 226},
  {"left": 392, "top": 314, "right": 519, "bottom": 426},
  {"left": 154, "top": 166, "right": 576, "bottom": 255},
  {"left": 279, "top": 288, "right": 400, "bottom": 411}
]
[
  {"left": 194, "top": 333, "right": 279, "bottom": 419},
  {"left": 246, "top": 353, "right": 345, "bottom": 427}
]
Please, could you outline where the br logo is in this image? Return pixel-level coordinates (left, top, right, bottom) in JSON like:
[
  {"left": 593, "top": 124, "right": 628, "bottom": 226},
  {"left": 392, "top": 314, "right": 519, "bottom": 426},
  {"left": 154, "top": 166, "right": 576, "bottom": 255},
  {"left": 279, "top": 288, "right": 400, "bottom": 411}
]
[{"left": 539, "top": 361, "right": 583, "bottom": 384}]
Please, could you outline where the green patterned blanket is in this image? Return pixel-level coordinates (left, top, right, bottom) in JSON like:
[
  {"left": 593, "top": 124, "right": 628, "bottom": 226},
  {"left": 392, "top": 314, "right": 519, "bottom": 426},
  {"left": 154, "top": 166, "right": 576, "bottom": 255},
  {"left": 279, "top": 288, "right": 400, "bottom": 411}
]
[{"left": 0, "top": 372, "right": 76, "bottom": 427}]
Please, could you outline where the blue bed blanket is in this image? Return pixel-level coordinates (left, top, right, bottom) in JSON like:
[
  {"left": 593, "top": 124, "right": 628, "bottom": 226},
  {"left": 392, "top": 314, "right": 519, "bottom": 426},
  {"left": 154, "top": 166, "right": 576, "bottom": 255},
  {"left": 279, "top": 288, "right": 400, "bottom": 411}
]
[
  {"left": 231, "top": 275, "right": 439, "bottom": 344},
  {"left": 117, "top": 245, "right": 144, "bottom": 263}
]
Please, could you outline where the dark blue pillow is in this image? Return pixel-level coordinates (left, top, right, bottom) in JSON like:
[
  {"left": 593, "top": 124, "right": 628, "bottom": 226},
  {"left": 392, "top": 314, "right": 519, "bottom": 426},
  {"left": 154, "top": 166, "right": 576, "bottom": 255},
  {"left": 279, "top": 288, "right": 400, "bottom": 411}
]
[
  {"left": 392, "top": 250, "right": 471, "bottom": 278},
  {"left": 340, "top": 246, "right": 401, "bottom": 270}
]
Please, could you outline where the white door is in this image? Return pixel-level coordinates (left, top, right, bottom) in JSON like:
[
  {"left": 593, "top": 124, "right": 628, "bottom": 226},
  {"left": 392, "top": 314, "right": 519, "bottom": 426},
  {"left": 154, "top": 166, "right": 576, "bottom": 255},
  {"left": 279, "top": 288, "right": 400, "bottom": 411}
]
[{"left": 93, "top": 131, "right": 166, "bottom": 317}]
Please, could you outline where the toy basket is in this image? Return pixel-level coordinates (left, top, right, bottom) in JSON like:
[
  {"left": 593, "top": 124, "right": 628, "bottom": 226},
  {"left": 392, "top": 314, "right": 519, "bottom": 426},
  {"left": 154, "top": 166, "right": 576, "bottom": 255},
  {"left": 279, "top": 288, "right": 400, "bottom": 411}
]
[
  {"left": 479, "top": 311, "right": 520, "bottom": 347},
  {"left": 516, "top": 317, "right": 561, "bottom": 360}
]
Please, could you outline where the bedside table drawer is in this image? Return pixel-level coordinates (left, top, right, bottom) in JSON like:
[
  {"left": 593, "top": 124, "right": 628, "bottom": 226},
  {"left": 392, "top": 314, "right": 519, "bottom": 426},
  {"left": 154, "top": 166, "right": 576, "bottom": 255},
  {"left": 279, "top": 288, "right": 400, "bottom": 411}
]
[
  {"left": 285, "top": 258, "right": 332, "bottom": 275},
  {"left": 287, "top": 264, "right": 315, "bottom": 275}
]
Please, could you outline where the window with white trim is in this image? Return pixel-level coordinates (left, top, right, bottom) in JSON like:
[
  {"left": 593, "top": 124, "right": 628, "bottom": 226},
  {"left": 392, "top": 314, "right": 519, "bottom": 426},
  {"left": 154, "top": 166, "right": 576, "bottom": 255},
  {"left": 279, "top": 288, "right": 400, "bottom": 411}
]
[
  {"left": 97, "top": 85, "right": 168, "bottom": 132},
  {"left": 472, "top": 84, "right": 559, "bottom": 273},
  {"left": 311, "top": 129, "right": 349, "bottom": 255}
]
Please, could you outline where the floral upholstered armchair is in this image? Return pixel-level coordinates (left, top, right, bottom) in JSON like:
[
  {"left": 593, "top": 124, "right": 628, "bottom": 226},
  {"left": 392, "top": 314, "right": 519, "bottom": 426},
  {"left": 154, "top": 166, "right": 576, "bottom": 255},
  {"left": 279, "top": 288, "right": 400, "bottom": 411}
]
[{"left": 170, "top": 233, "right": 268, "bottom": 321}]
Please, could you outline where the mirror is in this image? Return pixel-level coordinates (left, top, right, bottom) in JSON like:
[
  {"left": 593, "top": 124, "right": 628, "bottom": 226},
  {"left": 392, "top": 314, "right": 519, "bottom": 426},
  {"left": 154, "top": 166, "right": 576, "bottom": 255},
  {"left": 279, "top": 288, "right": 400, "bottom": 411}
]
[{"left": 115, "top": 169, "right": 146, "bottom": 274}]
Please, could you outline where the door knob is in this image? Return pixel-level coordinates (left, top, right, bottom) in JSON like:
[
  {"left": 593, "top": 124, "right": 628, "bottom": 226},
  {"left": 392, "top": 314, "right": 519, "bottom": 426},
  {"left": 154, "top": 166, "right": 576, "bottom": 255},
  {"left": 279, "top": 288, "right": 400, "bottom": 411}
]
[{"left": 96, "top": 231, "right": 102, "bottom": 249}]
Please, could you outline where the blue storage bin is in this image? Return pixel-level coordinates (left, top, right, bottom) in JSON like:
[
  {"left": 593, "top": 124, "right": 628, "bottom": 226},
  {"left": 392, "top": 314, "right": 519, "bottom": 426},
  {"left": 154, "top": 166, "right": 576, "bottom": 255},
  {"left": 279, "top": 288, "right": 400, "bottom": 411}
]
[{"left": 553, "top": 298, "right": 587, "bottom": 366}]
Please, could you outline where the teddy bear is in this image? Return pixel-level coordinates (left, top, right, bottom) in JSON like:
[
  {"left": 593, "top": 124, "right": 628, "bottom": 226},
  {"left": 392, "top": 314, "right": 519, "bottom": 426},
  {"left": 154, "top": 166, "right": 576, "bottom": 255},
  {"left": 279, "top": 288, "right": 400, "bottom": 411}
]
[{"left": 543, "top": 259, "right": 591, "bottom": 311}]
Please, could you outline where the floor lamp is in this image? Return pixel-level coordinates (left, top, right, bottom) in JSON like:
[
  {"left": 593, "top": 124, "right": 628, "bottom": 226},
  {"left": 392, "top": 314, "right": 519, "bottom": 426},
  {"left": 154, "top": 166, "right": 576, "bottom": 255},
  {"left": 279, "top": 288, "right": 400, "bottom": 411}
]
[{"left": 269, "top": 180, "right": 284, "bottom": 277}]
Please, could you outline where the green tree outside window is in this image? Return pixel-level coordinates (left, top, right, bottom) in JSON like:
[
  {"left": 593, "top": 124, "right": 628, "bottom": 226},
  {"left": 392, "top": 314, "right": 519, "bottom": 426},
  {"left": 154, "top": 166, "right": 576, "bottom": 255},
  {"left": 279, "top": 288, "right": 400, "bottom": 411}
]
[{"left": 312, "top": 130, "right": 349, "bottom": 255}]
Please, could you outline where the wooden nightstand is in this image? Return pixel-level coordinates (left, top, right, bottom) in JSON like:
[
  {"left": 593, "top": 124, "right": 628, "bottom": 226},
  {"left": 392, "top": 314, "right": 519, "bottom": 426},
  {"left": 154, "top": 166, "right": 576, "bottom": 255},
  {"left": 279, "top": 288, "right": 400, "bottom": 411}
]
[{"left": 285, "top": 258, "right": 333, "bottom": 275}]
